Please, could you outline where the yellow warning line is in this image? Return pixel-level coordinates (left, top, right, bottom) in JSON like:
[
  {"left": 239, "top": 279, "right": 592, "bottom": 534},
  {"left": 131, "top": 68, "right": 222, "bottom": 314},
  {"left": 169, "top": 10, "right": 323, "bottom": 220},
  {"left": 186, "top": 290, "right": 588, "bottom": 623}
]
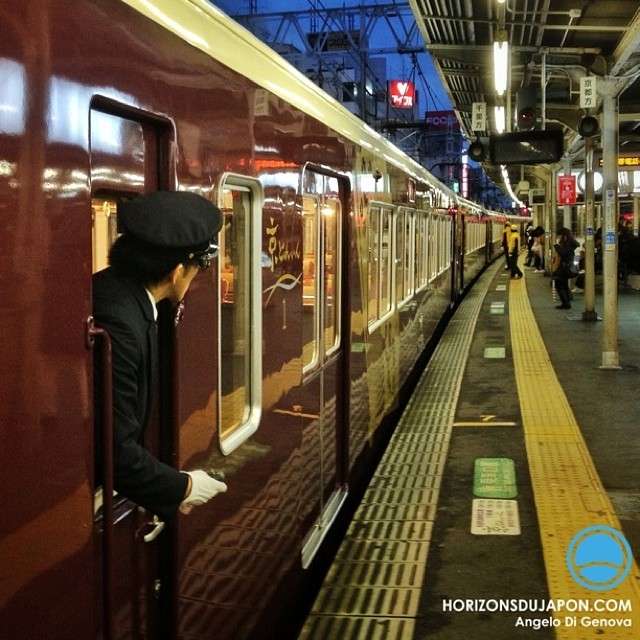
[{"left": 509, "top": 278, "right": 640, "bottom": 637}]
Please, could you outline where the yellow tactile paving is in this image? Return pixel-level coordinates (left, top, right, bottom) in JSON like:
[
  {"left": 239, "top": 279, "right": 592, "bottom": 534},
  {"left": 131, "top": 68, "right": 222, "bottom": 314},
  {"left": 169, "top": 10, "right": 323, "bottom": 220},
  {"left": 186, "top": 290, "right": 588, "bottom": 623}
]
[{"left": 509, "top": 277, "right": 640, "bottom": 638}]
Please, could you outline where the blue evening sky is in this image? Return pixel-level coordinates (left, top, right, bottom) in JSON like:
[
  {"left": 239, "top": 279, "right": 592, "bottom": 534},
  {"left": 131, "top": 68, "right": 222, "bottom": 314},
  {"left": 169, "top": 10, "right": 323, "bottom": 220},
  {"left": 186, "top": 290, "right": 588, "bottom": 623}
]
[{"left": 210, "top": 0, "right": 451, "bottom": 112}]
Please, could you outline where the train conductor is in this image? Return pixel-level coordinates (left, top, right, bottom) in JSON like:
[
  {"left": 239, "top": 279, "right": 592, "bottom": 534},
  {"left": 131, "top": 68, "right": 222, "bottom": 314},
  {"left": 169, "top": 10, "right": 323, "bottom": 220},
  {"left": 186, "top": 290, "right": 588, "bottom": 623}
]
[{"left": 93, "top": 191, "right": 227, "bottom": 520}]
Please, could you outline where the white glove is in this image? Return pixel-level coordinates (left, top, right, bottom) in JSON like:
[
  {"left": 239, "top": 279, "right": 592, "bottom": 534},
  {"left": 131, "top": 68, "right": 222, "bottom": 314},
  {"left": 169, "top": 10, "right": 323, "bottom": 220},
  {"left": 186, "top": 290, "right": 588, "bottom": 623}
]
[{"left": 183, "top": 470, "right": 227, "bottom": 507}]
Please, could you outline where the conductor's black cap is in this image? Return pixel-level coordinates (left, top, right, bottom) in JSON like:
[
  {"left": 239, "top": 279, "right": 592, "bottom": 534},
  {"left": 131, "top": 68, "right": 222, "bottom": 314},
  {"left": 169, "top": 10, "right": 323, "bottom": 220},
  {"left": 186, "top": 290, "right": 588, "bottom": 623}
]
[{"left": 118, "top": 191, "right": 222, "bottom": 253}]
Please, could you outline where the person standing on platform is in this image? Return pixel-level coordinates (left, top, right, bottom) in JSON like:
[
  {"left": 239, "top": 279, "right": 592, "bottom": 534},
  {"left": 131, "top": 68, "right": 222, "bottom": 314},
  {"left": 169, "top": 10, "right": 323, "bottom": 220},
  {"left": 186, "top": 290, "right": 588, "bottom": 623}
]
[
  {"left": 93, "top": 191, "right": 228, "bottom": 521},
  {"left": 502, "top": 222, "right": 512, "bottom": 270},
  {"left": 530, "top": 226, "right": 545, "bottom": 272},
  {"left": 524, "top": 222, "right": 535, "bottom": 267},
  {"left": 508, "top": 224, "right": 523, "bottom": 279},
  {"left": 552, "top": 226, "right": 579, "bottom": 309}
]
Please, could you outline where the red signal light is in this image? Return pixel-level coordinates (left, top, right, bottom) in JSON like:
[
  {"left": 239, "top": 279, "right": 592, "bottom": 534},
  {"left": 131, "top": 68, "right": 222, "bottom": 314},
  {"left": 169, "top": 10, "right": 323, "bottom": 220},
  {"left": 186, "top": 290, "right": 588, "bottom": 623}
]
[{"left": 518, "top": 107, "right": 535, "bottom": 130}]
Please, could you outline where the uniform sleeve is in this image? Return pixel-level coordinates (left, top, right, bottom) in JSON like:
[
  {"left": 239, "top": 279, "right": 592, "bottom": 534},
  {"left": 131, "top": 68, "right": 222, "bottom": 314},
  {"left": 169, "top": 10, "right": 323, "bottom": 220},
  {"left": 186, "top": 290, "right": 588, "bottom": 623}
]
[{"left": 94, "top": 294, "right": 188, "bottom": 521}]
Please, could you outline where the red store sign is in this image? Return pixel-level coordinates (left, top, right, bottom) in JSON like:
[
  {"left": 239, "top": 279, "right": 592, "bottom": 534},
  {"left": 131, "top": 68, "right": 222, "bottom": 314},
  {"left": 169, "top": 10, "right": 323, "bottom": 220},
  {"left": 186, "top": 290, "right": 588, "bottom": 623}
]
[{"left": 389, "top": 80, "right": 415, "bottom": 109}]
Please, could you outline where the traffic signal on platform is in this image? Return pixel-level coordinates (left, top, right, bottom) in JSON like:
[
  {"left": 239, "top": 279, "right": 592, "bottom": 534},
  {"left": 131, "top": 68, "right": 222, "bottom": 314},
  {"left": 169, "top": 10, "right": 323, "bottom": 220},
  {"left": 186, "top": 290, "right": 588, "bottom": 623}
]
[
  {"left": 516, "top": 87, "right": 538, "bottom": 131},
  {"left": 468, "top": 139, "right": 486, "bottom": 162},
  {"left": 578, "top": 115, "right": 599, "bottom": 137}
]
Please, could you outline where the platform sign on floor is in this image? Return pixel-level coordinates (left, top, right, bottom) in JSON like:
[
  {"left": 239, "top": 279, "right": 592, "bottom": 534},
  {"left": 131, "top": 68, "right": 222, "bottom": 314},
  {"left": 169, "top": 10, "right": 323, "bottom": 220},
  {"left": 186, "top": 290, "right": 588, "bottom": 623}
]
[
  {"left": 471, "top": 499, "right": 521, "bottom": 535},
  {"left": 473, "top": 457, "right": 517, "bottom": 498}
]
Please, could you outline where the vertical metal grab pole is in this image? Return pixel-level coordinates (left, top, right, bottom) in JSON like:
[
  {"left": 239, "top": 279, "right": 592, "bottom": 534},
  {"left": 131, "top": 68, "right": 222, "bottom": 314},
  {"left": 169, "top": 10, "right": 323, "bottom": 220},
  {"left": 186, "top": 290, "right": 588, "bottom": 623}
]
[{"left": 88, "top": 319, "right": 114, "bottom": 640}]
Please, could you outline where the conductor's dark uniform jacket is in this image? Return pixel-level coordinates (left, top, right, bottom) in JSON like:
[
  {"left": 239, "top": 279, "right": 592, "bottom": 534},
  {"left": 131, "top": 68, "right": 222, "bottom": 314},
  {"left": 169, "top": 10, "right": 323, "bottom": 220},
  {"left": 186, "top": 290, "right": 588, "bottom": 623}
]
[{"left": 93, "top": 268, "right": 188, "bottom": 520}]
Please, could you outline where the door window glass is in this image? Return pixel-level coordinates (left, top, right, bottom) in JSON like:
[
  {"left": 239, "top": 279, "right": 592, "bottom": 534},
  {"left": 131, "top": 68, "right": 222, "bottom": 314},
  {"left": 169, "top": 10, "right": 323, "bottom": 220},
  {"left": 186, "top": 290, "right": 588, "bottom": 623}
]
[
  {"left": 302, "top": 169, "right": 342, "bottom": 374},
  {"left": 218, "top": 181, "right": 261, "bottom": 451}
]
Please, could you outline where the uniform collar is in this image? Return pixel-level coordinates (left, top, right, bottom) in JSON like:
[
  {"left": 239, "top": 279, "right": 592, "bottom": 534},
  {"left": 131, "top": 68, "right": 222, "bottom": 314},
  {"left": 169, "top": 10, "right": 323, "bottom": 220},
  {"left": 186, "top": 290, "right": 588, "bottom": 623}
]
[{"left": 145, "top": 288, "right": 158, "bottom": 321}]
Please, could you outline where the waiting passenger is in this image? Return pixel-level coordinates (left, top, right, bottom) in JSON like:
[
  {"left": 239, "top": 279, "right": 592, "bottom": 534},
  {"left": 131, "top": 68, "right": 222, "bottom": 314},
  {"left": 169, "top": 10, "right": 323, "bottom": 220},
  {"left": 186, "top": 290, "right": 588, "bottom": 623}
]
[
  {"left": 524, "top": 223, "right": 535, "bottom": 267},
  {"left": 502, "top": 222, "right": 512, "bottom": 270},
  {"left": 552, "top": 227, "right": 579, "bottom": 309},
  {"left": 508, "top": 224, "right": 523, "bottom": 279},
  {"left": 529, "top": 226, "right": 545, "bottom": 272}
]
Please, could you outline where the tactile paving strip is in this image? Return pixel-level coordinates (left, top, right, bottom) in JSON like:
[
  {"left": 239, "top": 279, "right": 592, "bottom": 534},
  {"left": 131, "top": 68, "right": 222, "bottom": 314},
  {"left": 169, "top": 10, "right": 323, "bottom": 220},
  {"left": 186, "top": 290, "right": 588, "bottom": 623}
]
[
  {"left": 509, "top": 278, "right": 640, "bottom": 637},
  {"left": 298, "top": 265, "right": 497, "bottom": 639}
]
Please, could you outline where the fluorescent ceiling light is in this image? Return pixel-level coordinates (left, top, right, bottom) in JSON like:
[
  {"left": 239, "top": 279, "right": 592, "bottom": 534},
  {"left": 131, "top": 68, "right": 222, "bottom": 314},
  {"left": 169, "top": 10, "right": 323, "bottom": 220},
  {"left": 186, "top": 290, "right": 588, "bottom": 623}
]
[
  {"left": 494, "top": 105, "right": 506, "bottom": 133},
  {"left": 493, "top": 32, "right": 509, "bottom": 96}
]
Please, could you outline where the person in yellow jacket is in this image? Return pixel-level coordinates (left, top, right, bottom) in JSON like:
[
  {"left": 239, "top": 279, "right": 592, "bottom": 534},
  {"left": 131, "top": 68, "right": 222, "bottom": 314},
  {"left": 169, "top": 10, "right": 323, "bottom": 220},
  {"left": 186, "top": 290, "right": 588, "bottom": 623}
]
[{"left": 508, "top": 224, "right": 523, "bottom": 278}]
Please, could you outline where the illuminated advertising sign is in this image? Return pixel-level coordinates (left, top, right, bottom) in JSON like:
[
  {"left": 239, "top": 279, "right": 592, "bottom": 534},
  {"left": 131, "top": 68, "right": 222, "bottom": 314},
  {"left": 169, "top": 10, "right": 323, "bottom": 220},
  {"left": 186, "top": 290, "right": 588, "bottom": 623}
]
[
  {"left": 558, "top": 175, "right": 577, "bottom": 204},
  {"left": 425, "top": 110, "right": 461, "bottom": 132},
  {"left": 389, "top": 80, "right": 415, "bottom": 109},
  {"left": 598, "top": 156, "right": 640, "bottom": 167}
]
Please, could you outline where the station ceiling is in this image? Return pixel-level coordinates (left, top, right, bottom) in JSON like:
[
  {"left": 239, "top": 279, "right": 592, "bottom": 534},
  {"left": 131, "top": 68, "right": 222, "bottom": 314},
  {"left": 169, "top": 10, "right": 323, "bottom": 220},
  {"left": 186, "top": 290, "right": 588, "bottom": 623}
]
[{"left": 409, "top": 0, "right": 640, "bottom": 194}]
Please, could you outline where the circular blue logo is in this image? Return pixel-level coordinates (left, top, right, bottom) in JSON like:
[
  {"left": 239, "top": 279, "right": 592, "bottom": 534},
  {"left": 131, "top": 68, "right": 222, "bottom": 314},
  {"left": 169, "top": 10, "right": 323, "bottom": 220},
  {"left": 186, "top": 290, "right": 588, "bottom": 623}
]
[{"left": 566, "top": 525, "right": 632, "bottom": 591}]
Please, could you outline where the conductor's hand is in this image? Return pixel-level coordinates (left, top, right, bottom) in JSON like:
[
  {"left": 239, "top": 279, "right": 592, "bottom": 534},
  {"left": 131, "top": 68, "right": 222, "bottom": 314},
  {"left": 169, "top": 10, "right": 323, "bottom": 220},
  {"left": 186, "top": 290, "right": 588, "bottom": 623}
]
[{"left": 181, "top": 470, "right": 227, "bottom": 513}]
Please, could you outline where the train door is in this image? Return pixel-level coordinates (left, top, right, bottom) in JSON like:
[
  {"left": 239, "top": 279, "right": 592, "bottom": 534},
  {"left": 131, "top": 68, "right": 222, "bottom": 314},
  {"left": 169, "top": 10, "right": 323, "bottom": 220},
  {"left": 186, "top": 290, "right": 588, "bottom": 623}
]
[
  {"left": 300, "top": 167, "right": 349, "bottom": 568},
  {"left": 454, "top": 211, "right": 465, "bottom": 294},
  {"left": 89, "top": 105, "right": 173, "bottom": 639}
]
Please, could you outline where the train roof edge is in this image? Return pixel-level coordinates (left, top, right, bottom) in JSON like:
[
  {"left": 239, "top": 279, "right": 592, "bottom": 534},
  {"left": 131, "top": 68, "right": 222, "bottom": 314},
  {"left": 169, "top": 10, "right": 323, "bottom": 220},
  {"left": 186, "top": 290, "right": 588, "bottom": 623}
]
[{"left": 121, "top": 0, "right": 457, "bottom": 196}]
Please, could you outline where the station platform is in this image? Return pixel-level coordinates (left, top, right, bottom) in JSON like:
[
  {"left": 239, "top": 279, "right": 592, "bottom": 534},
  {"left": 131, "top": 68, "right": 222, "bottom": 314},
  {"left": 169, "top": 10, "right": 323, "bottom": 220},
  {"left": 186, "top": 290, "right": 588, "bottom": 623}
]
[{"left": 298, "top": 256, "right": 640, "bottom": 640}]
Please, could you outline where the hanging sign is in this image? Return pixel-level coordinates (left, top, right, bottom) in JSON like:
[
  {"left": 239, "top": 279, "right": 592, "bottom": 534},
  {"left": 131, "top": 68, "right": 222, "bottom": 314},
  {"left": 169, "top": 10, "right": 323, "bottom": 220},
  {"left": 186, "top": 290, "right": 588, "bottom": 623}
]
[
  {"left": 580, "top": 76, "right": 597, "bottom": 109},
  {"left": 389, "top": 80, "right": 415, "bottom": 109},
  {"left": 472, "top": 102, "right": 486, "bottom": 131},
  {"left": 558, "top": 174, "right": 577, "bottom": 204}
]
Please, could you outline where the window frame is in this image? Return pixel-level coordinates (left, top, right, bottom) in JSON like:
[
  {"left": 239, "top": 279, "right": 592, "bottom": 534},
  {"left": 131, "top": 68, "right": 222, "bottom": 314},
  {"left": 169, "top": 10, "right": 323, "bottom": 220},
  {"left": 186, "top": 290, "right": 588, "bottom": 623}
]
[
  {"left": 215, "top": 172, "right": 264, "bottom": 456},
  {"left": 301, "top": 167, "right": 343, "bottom": 378},
  {"left": 367, "top": 201, "right": 395, "bottom": 333}
]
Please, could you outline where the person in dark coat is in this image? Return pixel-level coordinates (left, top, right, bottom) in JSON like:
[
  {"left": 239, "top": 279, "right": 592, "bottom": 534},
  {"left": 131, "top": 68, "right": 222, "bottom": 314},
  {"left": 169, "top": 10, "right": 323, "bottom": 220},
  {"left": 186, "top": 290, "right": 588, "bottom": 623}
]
[
  {"left": 93, "top": 191, "right": 227, "bottom": 520},
  {"left": 501, "top": 222, "right": 512, "bottom": 269},
  {"left": 553, "top": 226, "right": 579, "bottom": 310}
]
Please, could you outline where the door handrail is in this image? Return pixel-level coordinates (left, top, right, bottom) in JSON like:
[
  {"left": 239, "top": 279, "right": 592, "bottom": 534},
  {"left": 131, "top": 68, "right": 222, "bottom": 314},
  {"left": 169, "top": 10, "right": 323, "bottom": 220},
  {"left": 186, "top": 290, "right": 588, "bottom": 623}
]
[{"left": 87, "top": 316, "right": 114, "bottom": 640}]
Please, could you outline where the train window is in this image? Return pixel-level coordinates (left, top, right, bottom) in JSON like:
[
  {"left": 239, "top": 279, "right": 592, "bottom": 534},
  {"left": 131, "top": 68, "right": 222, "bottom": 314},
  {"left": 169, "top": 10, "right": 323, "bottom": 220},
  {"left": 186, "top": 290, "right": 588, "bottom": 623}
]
[
  {"left": 396, "top": 207, "right": 415, "bottom": 304},
  {"left": 415, "top": 211, "right": 429, "bottom": 291},
  {"left": 367, "top": 203, "right": 394, "bottom": 329},
  {"left": 302, "top": 170, "right": 342, "bottom": 374},
  {"left": 395, "top": 209, "right": 406, "bottom": 304},
  {"left": 302, "top": 195, "right": 320, "bottom": 369},
  {"left": 217, "top": 176, "right": 263, "bottom": 454},
  {"left": 89, "top": 106, "right": 169, "bottom": 273},
  {"left": 367, "top": 207, "right": 380, "bottom": 325},
  {"left": 91, "top": 199, "right": 119, "bottom": 272},
  {"left": 436, "top": 216, "right": 444, "bottom": 275},
  {"left": 466, "top": 219, "right": 483, "bottom": 255},
  {"left": 323, "top": 191, "right": 341, "bottom": 355},
  {"left": 428, "top": 213, "right": 440, "bottom": 281},
  {"left": 441, "top": 215, "right": 453, "bottom": 273}
]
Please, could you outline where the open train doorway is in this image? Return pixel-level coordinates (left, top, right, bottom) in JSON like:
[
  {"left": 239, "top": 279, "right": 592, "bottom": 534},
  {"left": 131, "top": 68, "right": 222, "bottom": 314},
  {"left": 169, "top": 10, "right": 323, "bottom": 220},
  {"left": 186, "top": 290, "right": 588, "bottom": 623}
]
[{"left": 89, "top": 104, "right": 175, "bottom": 639}]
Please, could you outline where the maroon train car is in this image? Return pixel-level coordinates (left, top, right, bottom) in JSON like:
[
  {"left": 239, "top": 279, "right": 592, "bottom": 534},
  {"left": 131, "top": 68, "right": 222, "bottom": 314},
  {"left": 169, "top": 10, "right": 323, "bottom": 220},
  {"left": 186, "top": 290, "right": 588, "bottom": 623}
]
[{"left": 0, "top": 1, "right": 512, "bottom": 638}]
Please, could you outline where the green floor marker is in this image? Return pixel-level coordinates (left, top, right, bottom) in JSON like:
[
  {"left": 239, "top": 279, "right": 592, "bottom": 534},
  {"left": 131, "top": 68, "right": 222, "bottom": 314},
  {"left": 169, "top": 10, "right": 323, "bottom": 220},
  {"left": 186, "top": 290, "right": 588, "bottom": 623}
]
[
  {"left": 473, "top": 457, "right": 517, "bottom": 498},
  {"left": 484, "top": 347, "right": 505, "bottom": 358}
]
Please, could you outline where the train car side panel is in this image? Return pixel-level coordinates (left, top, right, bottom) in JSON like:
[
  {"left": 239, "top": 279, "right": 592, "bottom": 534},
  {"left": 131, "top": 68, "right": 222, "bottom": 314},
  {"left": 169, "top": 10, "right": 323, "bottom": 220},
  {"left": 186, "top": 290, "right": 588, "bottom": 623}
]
[{"left": 0, "top": 3, "right": 95, "bottom": 637}]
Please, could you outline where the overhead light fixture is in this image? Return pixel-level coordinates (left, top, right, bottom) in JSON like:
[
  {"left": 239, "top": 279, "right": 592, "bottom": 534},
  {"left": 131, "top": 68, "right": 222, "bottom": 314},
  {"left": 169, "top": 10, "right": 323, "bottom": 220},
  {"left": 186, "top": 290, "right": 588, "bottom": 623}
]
[
  {"left": 493, "top": 30, "right": 509, "bottom": 96},
  {"left": 494, "top": 105, "right": 506, "bottom": 133}
]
